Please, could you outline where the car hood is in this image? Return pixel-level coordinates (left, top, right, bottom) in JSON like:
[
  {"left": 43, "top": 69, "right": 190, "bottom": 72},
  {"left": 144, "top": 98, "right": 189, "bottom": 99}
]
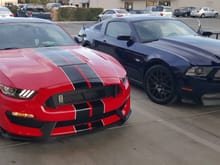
[
  {"left": 0, "top": 46, "right": 125, "bottom": 90},
  {"left": 147, "top": 35, "right": 220, "bottom": 65}
]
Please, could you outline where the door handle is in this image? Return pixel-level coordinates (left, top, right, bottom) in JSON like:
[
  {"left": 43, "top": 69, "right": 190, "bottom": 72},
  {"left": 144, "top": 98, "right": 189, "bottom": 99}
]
[{"left": 135, "top": 58, "right": 141, "bottom": 62}]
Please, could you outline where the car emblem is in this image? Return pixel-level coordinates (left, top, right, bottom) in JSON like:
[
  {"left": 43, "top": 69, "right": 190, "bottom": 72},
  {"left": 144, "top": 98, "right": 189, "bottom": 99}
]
[{"left": 58, "top": 95, "right": 64, "bottom": 103}]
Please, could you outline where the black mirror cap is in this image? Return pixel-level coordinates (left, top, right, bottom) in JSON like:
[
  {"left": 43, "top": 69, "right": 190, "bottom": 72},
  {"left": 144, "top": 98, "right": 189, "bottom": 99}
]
[
  {"left": 74, "top": 36, "right": 83, "bottom": 44},
  {"left": 117, "top": 35, "right": 135, "bottom": 47},
  {"left": 117, "top": 35, "right": 131, "bottom": 41},
  {"left": 199, "top": 31, "right": 213, "bottom": 37}
]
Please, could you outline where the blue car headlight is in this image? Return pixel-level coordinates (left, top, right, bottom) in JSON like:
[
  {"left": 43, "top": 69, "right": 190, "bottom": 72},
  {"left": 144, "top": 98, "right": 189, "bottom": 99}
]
[
  {"left": 185, "top": 66, "right": 212, "bottom": 77},
  {"left": 0, "top": 84, "right": 35, "bottom": 99}
]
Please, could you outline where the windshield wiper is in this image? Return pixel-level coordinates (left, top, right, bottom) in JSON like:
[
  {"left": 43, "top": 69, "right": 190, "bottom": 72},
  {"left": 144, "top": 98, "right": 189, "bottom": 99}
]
[
  {"left": 0, "top": 47, "right": 19, "bottom": 50},
  {"left": 142, "top": 39, "right": 159, "bottom": 43},
  {"left": 39, "top": 41, "right": 58, "bottom": 47}
]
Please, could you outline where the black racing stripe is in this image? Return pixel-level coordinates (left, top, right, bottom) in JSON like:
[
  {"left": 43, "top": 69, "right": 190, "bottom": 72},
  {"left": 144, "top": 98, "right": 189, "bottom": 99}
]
[
  {"left": 37, "top": 48, "right": 83, "bottom": 65},
  {"left": 37, "top": 48, "right": 69, "bottom": 66},
  {"left": 91, "top": 120, "right": 103, "bottom": 129},
  {"left": 75, "top": 124, "right": 89, "bottom": 132},
  {"left": 56, "top": 49, "right": 83, "bottom": 65},
  {"left": 78, "top": 64, "right": 103, "bottom": 87},
  {"left": 37, "top": 48, "right": 102, "bottom": 89},
  {"left": 37, "top": 48, "right": 90, "bottom": 89},
  {"left": 50, "top": 48, "right": 103, "bottom": 87},
  {"left": 75, "top": 103, "right": 90, "bottom": 122},
  {"left": 62, "top": 65, "right": 89, "bottom": 89},
  {"left": 90, "top": 100, "right": 104, "bottom": 116}
]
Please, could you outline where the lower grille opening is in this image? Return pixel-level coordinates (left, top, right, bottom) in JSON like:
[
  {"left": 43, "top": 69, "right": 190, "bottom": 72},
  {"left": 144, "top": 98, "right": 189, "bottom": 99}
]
[
  {"left": 5, "top": 103, "right": 125, "bottom": 129},
  {"left": 55, "top": 104, "right": 124, "bottom": 128},
  {"left": 45, "top": 85, "right": 121, "bottom": 108}
]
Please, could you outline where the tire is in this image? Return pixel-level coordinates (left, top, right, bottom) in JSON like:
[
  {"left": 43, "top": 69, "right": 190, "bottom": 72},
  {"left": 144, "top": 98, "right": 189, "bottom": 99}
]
[
  {"left": 144, "top": 65, "right": 177, "bottom": 105},
  {"left": 82, "top": 41, "right": 91, "bottom": 48},
  {"left": 97, "top": 18, "right": 102, "bottom": 22},
  {"left": 184, "top": 13, "right": 188, "bottom": 17},
  {"left": 201, "top": 14, "right": 205, "bottom": 18},
  {"left": 215, "top": 13, "right": 218, "bottom": 18}
]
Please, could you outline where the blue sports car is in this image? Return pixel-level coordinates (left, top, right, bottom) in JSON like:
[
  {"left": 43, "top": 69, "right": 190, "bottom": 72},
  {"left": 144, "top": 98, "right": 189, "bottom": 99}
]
[{"left": 77, "top": 16, "right": 220, "bottom": 105}]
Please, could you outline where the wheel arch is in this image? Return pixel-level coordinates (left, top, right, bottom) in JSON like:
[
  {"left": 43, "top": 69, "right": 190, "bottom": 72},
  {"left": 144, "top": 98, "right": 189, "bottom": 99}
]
[
  {"left": 143, "top": 59, "right": 171, "bottom": 81},
  {"left": 143, "top": 60, "right": 179, "bottom": 104}
]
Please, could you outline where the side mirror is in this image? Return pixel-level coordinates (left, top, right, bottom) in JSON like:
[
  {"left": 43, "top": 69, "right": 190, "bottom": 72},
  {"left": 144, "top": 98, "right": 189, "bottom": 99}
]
[
  {"left": 74, "top": 36, "right": 83, "bottom": 44},
  {"left": 117, "top": 35, "right": 135, "bottom": 46},
  {"left": 201, "top": 31, "right": 213, "bottom": 37},
  {"left": 117, "top": 35, "right": 131, "bottom": 41}
]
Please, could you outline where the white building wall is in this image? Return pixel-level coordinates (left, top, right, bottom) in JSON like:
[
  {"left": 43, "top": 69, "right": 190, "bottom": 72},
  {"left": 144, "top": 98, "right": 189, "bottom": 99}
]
[
  {"left": 171, "top": 0, "right": 220, "bottom": 11},
  {"left": 68, "top": 0, "right": 81, "bottom": 6},
  {"left": 0, "top": 0, "right": 17, "bottom": 6},
  {"left": 89, "top": 0, "right": 124, "bottom": 9},
  {"left": 68, "top": 0, "right": 220, "bottom": 12},
  {"left": 133, "top": 1, "right": 146, "bottom": 10},
  {"left": 89, "top": 0, "right": 147, "bottom": 10}
]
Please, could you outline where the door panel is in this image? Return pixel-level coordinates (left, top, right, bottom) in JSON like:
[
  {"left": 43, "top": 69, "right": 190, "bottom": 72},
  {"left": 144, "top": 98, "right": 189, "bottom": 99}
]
[{"left": 94, "top": 36, "right": 146, "bottom": 83}]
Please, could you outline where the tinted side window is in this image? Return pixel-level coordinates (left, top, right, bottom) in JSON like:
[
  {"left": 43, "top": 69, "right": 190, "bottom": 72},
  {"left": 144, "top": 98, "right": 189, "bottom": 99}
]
[
  {"left": 104, "top": 10, "right": 114, "bottom": 14},
  {"left": 152, "top": 6, "right": 163, "bottom": 12},
  {"left": 108, "top": 10, "right": 115, "bottom": 14},
  {"left": 103, "top": 10, "right": 109, "bottom": 14},
  {"left": 94, "top": 23, "right": 103, "bottom": 31},
  {"left": 105, "top": 22, "right": 131, "bottom": 38}
]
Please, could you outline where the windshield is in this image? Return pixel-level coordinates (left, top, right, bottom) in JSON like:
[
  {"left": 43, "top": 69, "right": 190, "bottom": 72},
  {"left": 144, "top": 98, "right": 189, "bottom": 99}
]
[
  {"left": 133, "top": 19, "right": 197, "bottom": 43},
  {"left": 163, "top": 7, "right": 172, "bottom": 12},
  {"left": 116, "top": 9, "right": 128, "bottom": 14},
  {"left": 0, "top": 22, "right": 76, "bottom": 50},
  {"left": 152, "top": 6, "right": 163, "bottom": 12}
]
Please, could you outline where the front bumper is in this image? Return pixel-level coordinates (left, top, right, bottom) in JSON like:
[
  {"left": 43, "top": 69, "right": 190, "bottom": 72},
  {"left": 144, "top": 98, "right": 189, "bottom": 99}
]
[
  {"left": 0, "top": 79, "right": 131, "bottom": 140},
  {"left": 1, "top": 107, "right": 131, "bottom": 141},
  {"left": 177, "top": 77, "right": 220, "bottom": 105}
]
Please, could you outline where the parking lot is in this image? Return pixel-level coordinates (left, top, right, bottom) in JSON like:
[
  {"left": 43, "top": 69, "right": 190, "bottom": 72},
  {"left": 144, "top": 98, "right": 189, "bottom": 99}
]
[{"left": 0, "top": 18, "right": 220, "bottom": 165}]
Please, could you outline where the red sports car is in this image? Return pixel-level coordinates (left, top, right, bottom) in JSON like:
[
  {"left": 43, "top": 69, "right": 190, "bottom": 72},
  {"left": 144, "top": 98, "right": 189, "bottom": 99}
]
[{"left": 0, "top": 18, "right": 131, "bottom": 140}]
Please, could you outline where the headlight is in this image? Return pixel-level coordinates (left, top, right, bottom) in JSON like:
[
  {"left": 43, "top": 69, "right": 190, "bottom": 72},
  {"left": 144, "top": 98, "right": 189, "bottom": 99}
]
[
  {"left": 185, "top": 66, "right": 212, "bottom": 77},
  {"left": 0, "top": 84, "right": 35, "bottom": 99}
]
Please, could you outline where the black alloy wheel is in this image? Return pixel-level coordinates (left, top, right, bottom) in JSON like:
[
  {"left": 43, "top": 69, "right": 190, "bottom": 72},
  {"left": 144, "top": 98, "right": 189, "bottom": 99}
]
[
  {"left": 201, "top": 14, "right": 205, "bottom": 18},
  {"left": 144, "top": 65, "right": 177, "bottom": 104},
  {"left": 184, "top": 13, "right": 188, "bottom": 17}
]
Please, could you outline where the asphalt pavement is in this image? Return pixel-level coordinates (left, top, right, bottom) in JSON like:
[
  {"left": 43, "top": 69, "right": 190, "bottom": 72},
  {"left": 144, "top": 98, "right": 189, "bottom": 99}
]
[{"left": 0, "top": 18, "right": 220, "bottom": 165}]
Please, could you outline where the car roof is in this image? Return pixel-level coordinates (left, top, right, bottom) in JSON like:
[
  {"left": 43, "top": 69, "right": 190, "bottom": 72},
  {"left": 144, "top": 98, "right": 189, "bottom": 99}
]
[
  {"left": 109, "top": 15, "right": 175, "bottom": 22},
  {"left": 104, "top": 8, "right": 126, "bottom": 11},
  {"left": 0, "top": 6, "right": 9, "bottom": 9},
  {"left": 0, "top": 17, "right": 53, "bottom": 24}
]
